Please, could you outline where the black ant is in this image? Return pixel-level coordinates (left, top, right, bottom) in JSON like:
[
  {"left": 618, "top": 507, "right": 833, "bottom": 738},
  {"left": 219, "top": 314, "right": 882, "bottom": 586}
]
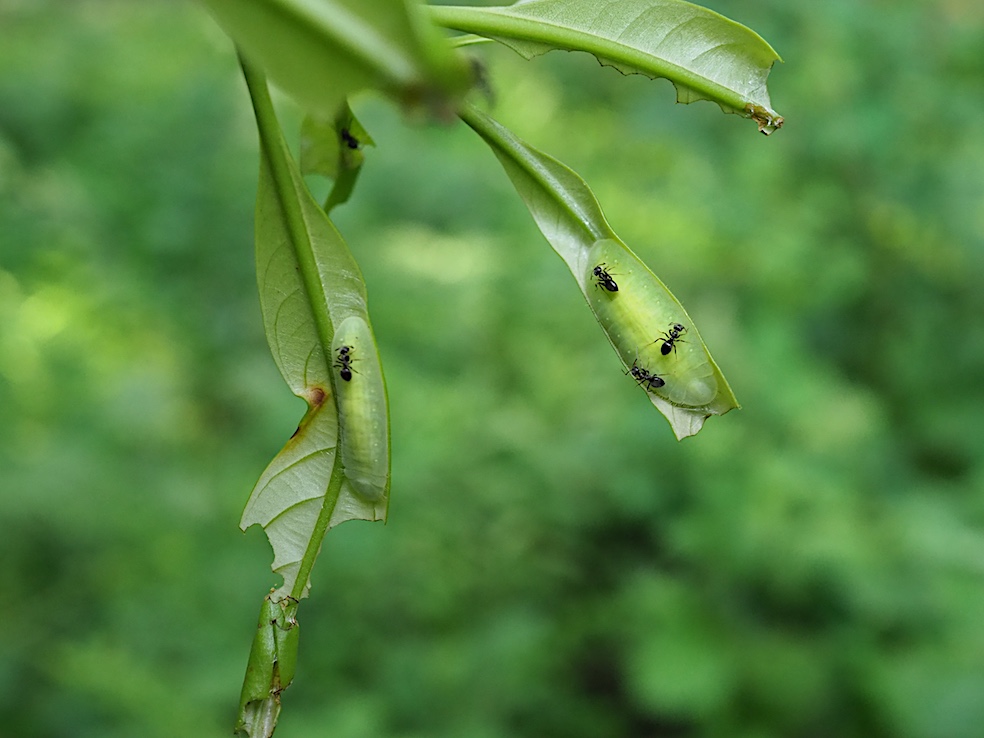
[
  {"left": 334, "top": 345, "right": 356, "bottom": 381},
  {"left": 340, "top": 128, "right": 360, "bottom": 150},
  {"left": 625, "top": 359, "right": 665, "bottom": 391},
  {"left": 592, "top": 263, "right": 618, "bottom": 292},
  {"left": 656, "top": 322, "right": 687, "bottom": 356}
]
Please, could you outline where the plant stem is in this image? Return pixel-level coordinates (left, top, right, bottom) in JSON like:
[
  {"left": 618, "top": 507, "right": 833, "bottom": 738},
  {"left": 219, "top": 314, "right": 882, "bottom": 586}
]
[
  {"left": 290, "top": 449, "right": 344, "bottom": 601},
  {"left": 457, "top": 102, "right": 608, "bottom": 243}
]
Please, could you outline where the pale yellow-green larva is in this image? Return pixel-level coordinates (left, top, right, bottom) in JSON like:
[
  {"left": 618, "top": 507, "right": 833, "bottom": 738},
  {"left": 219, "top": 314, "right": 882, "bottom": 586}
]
[
  {"left": 331, "top": 316, "right": 389, "bottom": 503},
  {"left": 584, "top": 239, "right": 720, "bottom": 409}
]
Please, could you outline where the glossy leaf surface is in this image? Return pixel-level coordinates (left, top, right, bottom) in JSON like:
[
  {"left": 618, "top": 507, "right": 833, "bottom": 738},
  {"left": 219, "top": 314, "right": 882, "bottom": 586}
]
[
  {"left": 432, "top": 0, "right": 783, "bottom": 133},
  {"left": 460, "top": 104, "right": 738, "bottom": 439}
]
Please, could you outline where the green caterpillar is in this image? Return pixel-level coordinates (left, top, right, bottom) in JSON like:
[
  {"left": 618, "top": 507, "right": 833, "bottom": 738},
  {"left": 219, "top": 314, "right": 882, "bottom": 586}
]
[
  {"left": 585, "top": 239, "right": 719, "bottom": 409},
  {"left": 331, "top": 316, "right": 389, "bottom": 503}
]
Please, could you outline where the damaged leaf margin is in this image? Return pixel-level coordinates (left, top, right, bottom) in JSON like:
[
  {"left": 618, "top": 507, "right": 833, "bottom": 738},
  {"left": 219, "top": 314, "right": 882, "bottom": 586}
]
[
  {"left": 241, "top": 59, "right": 390, "bottom": 602},
  {"left": 431, "top": 0, "right": 784, "bottom": 134}
]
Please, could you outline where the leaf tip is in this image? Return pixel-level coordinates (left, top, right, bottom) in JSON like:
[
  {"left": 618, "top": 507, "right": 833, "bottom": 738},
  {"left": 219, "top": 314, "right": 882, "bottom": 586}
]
[{"left": 746, "top": 103, "right": 784, "bottom": 135}]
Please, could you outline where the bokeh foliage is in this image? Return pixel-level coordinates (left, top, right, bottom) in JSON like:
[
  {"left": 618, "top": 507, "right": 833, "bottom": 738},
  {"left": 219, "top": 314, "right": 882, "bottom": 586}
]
[{"left": 2, "top": 1, "right": 983, "bottom": 737}]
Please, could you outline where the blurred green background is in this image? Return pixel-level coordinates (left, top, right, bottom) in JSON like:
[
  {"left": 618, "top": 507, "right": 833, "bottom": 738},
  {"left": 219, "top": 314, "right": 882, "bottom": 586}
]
[{"left": 2, "top": 1, "right": 983, "bottom": 736}]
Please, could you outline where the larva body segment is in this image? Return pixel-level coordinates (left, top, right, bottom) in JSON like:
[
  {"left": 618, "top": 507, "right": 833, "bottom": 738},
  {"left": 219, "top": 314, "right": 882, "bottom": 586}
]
[
  {"left": 331, "top": 316, "right": 389, "bottom": 503},
  {"left": 585, "top": 239, "right": 717, "bottom": 409}
]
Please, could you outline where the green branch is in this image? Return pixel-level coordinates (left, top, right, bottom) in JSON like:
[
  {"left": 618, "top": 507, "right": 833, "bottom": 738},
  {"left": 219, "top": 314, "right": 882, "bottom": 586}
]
[{"left": 458, "top": 103, "right": 609, "bottom": 244}]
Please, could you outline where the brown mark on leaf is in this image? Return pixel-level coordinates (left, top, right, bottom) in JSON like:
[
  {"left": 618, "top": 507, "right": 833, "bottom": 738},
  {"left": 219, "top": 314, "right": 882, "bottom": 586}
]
[
  {"left": 746, "top": 103, "right": 784, "bottom": 135},
  {"left": 305, "top": 386, "right": 328, "bottom": 407}
]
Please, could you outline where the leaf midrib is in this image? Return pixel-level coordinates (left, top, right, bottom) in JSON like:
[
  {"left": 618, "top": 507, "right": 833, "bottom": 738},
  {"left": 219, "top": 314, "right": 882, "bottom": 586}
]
[{"left": 429, "top": 5, "right": 767, "bottom": 113}]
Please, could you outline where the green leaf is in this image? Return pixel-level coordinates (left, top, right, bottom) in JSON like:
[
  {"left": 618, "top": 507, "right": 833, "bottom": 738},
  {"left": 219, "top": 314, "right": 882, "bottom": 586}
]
[
  {"left": 300, "top": 101, "right": 375, "bottom": 213},
  {"left": 201, "top": 0, "right": 472, "bottom": 117},
  {"left": 431, "top": 0, "right": 783, "bottom": 134},
  {"left": 235, "top": 596, "right": 300, "bottom": 737},
  {"left": 459, "top": 104, "right": 738, "bottom": 439},
  {"left": 240, "top": 61, "right": 390, "bottom": 601}
]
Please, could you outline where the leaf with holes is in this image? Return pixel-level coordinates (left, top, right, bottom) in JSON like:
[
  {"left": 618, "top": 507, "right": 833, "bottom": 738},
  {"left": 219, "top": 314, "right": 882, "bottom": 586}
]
[{"left": 241, "top": 62, "right": 389, "bottom": 602}]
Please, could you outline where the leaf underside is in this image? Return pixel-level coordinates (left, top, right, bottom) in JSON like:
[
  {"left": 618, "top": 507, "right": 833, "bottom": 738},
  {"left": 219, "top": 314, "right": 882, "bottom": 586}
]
[
  {"left": 203, "top": 0, "right": 471, "bottom": 118},
  {"left": 300, "top": 101, "right": 375, "bottom": 213},
  {"left": 243, "top": 66, "right": 388, "bottom": 600},
  {"left": 460, "top": 104, "right": 738, "bottom": 439},
  {"left": 432, "top": 0, "right": 783, "bottom": 133}
]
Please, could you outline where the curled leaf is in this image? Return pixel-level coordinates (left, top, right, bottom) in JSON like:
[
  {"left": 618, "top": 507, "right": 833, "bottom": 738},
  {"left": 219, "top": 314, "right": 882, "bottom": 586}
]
[
  {"left": 300, "top": 101, "right": 375, "bottom": 213},
  {"left": 235, "top": 596, "right": 300, "bottom": 737},
  {"left": 332, "top": 316, "right": 390, "bottom": 503},
  {"left": 460, "top": 104, "right": 738, "bottom": 439},
  {"left": 585, "top": 238, "right": 737, "bottom": 418},
  {"left": 241, "top": 61, "right": 389, "bottom": 601}
]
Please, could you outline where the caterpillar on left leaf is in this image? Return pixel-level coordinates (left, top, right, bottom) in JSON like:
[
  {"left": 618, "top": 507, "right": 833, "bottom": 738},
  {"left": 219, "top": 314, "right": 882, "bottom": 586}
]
[{"left": 331, "top": 316, "right": 389, "bottom": 503}]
